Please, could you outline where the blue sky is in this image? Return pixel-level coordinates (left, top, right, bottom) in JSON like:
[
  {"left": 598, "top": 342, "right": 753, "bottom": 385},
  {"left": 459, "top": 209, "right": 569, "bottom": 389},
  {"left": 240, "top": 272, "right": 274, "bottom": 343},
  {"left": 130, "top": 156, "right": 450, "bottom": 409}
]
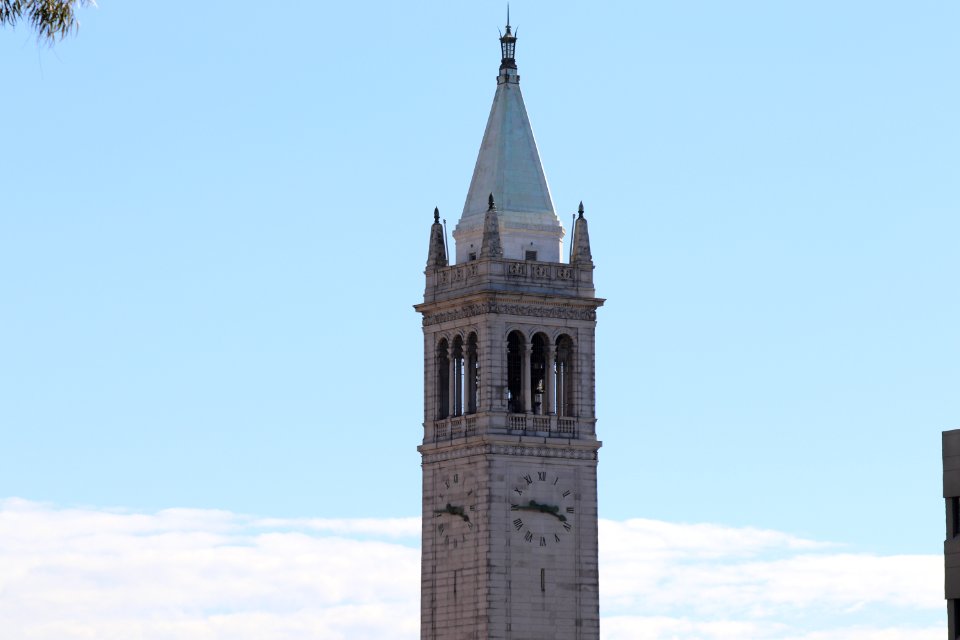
[{"left": 1, "top": 2, "right": 957, "bottom": 637}]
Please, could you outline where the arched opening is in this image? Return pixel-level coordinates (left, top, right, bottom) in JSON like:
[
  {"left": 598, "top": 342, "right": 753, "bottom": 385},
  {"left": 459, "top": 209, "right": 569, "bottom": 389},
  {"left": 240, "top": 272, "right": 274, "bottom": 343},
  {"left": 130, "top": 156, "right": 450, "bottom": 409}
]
[
  {"left": 436, "top": 338, "right": 450, "bottom": 419},
  {"left": 555, "top": 335, "right": 575, "bottom": 417},
  {"left": 451, "top": 335, "right": 464, "bottom": 417},
  {"left": 506, "top": 331, "right": 525, "bottom": 413},
  {"left": 466, "top": 332, "right": 479, "bottom": 414},
  {"left": 530, "top": 333, "right": 548, "bottom": 415}
]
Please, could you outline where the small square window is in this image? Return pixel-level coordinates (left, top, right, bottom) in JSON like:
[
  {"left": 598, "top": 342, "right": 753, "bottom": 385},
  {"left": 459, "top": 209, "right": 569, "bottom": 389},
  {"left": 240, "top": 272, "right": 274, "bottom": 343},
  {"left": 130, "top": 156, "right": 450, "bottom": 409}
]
[
  {"left": 469, "top": 252, "right": 477, "bottom": 261},
  {"left": 525, "top": 250, "right": 538, "bottom": 261}
]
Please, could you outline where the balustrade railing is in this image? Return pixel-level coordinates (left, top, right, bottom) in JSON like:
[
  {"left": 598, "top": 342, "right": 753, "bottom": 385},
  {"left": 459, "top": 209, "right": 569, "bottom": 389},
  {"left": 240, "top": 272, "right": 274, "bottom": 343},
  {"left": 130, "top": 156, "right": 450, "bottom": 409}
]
[
  {"left": 508, "top": 414, "right": 527, "bottom": 430},
  {"left": 432, "top": 414, "right": 579, "bottom": 441}
]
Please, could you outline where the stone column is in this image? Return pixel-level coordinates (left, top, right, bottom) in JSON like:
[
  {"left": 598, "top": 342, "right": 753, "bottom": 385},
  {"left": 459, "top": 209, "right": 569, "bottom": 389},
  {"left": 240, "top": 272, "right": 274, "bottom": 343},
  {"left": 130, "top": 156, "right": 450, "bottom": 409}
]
[
  {"left": 522, "top": 341, "right": 532, "bottom": 414},
  {"left": 545, "top": 342, "right": 556, "bottom": 415},
  {"left": 449, "top": 356, "right": 457, "bottom": 418}
]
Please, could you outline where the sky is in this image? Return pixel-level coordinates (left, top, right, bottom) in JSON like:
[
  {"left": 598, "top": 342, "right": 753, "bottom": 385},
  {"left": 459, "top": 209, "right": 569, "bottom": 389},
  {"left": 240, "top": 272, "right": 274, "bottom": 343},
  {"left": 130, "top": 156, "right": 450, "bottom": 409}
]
[{"left": 1, "top": 1, "right": 957, "bottom": 638}]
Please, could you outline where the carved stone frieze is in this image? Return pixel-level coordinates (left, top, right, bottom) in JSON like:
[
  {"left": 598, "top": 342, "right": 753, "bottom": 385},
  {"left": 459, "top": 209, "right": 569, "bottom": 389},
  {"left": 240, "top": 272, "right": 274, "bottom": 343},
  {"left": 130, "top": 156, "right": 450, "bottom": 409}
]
[
  {"left": 422, "top": 302, "right": 597, "bottom": 326},
  {"left": 420, "top": 442, "right": 599, "bottom": 464}
]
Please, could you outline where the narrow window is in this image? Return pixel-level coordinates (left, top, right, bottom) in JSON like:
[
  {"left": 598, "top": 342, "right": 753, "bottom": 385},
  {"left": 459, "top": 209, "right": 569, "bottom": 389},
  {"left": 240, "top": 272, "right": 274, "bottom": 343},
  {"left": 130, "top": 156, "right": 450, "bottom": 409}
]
[
  {"left": 555, "top": 335, "right": 575, "bottom": 417},
  {"left": 466, "top": 333, "right": 479, "bottom": 414},
  {"left": 525, "top": 250, "right": 538, "bottom": 261},
  {"left": 952, "top": 496, "right": 959, "bottom": 537},
  {"left": 436, "top": 339, "right": 450, "bottom": 419},
  {"left": 452, "top": 336, "right": 465, "bottom": 417},
  {"left": 530, "top": 333, "right": 547, "bottom": 415},
  {"left": 506, "top": 331, "right": 524, "bottom": 413}
]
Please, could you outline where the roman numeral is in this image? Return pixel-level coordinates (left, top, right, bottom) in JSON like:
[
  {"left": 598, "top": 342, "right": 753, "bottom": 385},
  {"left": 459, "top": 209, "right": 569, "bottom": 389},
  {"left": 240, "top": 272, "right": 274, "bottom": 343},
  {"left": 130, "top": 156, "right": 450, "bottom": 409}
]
[
  {"left": 563, "top": 521, "right": 572, "bottom": 531},
  {"left": 513, "top": 518, "right": 524, "bottom": 531},
  {"left": 540, "top": 536, "right": 546, "bottom": 547},
  {"left": 444, "top": 480, "right": 450, "bottom": 489},
  {"left": 566, "top": 507, "right": 574, "bottom": 513},
  {"left": 538, "top": 472, "right": 546, "bottom": 481},
  {"left": 524, "top": 531, "right": 534, "bottom": 543},
  {"left": 553, "top": 477, "right": 559, "bottom": 485},
  {"left": 523, "top": 474, "right": 533, "bottom": 485},
  {"left": 562, "top": 490, "right": 571, "bottom": 498},
  {"left": 514, "top": 488, "right": 523, "bottom": 496},
  {"left": 453, "top": 473, "right": 459, "bottom": 483},
  {"left": 437, "top": 523, "right": 445, "bottom": 534},
  {"left": 554, "top": 533, "right": 561, "bottom": 543}
]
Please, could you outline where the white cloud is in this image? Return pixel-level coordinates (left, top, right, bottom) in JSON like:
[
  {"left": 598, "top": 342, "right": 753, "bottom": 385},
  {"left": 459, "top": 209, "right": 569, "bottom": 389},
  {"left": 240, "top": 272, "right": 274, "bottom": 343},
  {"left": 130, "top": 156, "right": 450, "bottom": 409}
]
[{"left": 0, "top": 498, "right": 944, "bottom": 639}]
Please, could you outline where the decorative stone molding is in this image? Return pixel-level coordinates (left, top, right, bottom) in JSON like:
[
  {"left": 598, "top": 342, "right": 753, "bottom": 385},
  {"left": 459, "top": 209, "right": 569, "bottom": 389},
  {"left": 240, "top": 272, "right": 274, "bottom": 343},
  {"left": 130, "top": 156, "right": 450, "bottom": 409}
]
[
  {"left": 423, "top": 302, "right": 597, "bottom": 326},
  {"left": 436, "top": 263, "right": 480, "bottom": 285},
  {"left": 420, "top": 443, "right": 599, "bottom": 464}
]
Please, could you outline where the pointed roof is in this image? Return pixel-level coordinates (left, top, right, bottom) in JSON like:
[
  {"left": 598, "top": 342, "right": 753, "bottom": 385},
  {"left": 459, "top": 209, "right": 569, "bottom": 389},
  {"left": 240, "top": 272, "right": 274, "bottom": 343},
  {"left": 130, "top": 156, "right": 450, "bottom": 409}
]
[
  {"left": 426, "top": 207, "right": 448, "bottom": 268},
  {"left": 479, "top": 194, "right": 503, "bottom": 259},
  {"left": 571, "top": 201, "right": 593, "bottom": 265},
  {"left": 459, "top": 76, "right": 556, "bottom": 222},
  {"left": 453, "top": 19, "right": 563, "bottom": 259}
]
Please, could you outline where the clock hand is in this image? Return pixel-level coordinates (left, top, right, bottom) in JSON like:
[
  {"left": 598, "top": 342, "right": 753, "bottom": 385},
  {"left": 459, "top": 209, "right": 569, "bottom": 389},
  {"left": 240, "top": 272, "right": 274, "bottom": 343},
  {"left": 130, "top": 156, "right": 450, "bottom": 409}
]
[
  {"left": 509, "top": 500, "right": 568, "bottom": 522},
  {"left": 433, "top": 503, "right": 471, "bottom": 522}
]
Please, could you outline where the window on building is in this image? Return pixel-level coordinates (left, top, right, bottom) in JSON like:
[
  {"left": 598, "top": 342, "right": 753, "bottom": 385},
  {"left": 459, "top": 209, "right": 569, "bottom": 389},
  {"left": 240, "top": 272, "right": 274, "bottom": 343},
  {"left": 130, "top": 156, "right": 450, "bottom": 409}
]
[
  {"left": 555, "top": 335, "right": 575, "bottom": 417},
  {"left": 952, "top": 496, "right": 960, "bottom": 538},
  {"left": 436, "top": 339, "right": 450, "bottom": 419},
  {"left": 466, "top": 333, "right": 479, "bottom": 414},
  {"left": 469, "top": 252, "right": 477, "bottom": 261},
  {"left": 452, "top": 336, "right": 464, "bottom": 417},
  {"left": 525, "top": 250, "right": 538, "bottom": 261},
  {"left": 506, "top": 331, "right": 525, "bottom": 413},
  {"left": 531, "top": 333, "right": 548, "bottom": 415}
]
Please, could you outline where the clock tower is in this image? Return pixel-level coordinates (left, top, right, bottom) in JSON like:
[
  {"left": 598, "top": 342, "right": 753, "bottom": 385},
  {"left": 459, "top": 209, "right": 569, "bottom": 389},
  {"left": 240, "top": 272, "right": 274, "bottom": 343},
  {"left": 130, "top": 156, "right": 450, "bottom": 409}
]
[{"left": 415, "top": 19, "right": 603, "bottom": 640}]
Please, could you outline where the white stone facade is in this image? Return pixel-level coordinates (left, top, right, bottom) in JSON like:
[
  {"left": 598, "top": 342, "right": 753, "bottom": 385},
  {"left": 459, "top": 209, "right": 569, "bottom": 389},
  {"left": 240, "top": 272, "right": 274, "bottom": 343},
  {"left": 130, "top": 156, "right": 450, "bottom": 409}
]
[
  {"left": 416, "top": 258, "right": 603, "bottom": 639},
  {"left": 418, "top": 23, "right": 601, "bottom": 638}
]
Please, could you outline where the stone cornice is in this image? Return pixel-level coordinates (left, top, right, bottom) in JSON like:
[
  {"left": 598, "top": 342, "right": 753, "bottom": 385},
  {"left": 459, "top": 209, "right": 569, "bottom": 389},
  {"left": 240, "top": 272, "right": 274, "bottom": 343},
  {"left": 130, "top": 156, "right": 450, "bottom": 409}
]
[
  {"left": 418, "top": 441, "right": 601, "bottom": 464},
  {"left": 421, "top": 300, "right": 598, "bottom": 326}
]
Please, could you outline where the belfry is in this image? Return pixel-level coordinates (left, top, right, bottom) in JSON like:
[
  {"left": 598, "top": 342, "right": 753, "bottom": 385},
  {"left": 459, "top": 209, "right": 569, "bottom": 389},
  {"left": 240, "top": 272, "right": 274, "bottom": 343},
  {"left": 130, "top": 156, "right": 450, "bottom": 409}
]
[{"left": 415, "top": 18, "right": 604, "bottom": 640}]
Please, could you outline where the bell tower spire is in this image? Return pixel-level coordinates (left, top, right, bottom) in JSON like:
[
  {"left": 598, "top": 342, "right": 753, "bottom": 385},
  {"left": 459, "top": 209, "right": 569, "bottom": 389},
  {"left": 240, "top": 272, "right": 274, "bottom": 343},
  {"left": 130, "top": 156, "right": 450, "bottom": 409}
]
[{"left": 453, "top": 11, "right": 564, "bottom": 263}]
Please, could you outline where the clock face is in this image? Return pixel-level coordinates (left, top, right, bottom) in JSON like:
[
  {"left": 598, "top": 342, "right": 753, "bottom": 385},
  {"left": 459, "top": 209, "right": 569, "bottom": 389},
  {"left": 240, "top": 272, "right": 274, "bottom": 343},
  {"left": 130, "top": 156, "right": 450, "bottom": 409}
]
[
  {"left": 433, "top": 470, "right": 476, "bottom": 550},
  {"left": 509, "top": 469, "right": 575, "bottom": 547}
]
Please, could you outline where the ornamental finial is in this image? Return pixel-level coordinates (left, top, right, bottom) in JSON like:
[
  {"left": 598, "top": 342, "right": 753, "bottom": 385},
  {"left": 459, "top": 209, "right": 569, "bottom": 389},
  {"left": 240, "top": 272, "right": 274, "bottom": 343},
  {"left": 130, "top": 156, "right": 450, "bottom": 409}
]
[
  {"left": 578, "top": 201, "right": 585, "bottom": 218},
  {"left": 488, "top": 193, "right": 496, "bottom": 210},
  {"left": 499, "top": 8, "right": 517, "bottom": 71},
  {"left": 434, "top": 206, "right": 440, "bottom": 223}
]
